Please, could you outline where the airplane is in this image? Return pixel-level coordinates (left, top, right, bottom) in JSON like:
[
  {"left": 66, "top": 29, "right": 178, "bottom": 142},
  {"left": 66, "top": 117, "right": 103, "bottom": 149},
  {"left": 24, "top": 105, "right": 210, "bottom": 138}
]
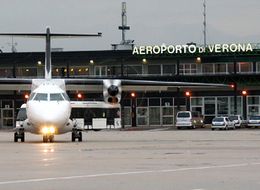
[{"left": 0, "top": 27, "right": 229, "bottom": 143}]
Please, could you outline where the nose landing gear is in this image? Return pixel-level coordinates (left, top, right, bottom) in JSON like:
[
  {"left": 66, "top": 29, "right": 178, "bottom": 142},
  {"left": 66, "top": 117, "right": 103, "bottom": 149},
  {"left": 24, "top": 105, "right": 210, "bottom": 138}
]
[
  {"left": 43, "top": 135, "right": 54, "bottom": 143},
  {"left": 72, "top": 128, "right": 82, "bottom": 142}
]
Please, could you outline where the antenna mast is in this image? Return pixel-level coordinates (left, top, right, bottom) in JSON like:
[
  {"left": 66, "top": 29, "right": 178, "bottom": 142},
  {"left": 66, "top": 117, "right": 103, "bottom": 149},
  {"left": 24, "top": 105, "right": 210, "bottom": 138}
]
[
  {"left": 119, "top": 2, "right": 130, "bottom": 44},
  {"left": 203, "top": 0, "right": 207, "bottom": 47}
]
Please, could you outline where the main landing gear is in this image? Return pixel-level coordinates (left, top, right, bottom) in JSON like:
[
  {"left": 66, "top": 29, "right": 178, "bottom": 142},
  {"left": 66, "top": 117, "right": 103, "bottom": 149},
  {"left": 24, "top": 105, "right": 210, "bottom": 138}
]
[
  {"left": 43, "top": 134, "right": 54, "bottom": 143},
  {"left": 14, "top": 128, "right": 25, "bottom": 142},
  {"left": 71, "top": 128, "right": 82, "bottom": 142}
]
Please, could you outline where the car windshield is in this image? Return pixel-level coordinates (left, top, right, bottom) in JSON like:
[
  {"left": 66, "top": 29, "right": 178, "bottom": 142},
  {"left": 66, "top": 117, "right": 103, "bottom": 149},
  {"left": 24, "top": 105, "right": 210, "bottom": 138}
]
[
  {"left": 50, "top": 93, "right": 64, "bottom": 101},
  {"left": 33, "top": 93, "right": 48, "bottom": 101},
  {"left": 249, "top": 116, "right": 260, "bottom": 120},
  {"left": 177, "top": 112, "right": 190, "bottom": 118},
  {"left": 229, "top": 116, "right": 238, "bottom": 121},
  {"left": 16, "top": 108, "right": 27, "bottom": 121},
  {"left": 212, "top": 117, "right": 224, "bottom": 122}
]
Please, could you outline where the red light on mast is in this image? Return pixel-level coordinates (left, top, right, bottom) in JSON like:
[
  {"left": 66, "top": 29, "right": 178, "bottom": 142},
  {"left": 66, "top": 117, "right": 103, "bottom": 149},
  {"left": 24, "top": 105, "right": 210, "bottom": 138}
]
[
  {"left": 77, "top": 93, "right": 82, "bottom": 99},
  {"left": 131, "top": 92, "right": 136, "bottom": 98},
  {"left": 242, "top": 90, "right": 247, "bottom": 96},
  {"left": 24, "top": 94, "right": 29, "bottom": 99},
  {"left": 185, "top": 91, "right": 191, "bottom": 97}
]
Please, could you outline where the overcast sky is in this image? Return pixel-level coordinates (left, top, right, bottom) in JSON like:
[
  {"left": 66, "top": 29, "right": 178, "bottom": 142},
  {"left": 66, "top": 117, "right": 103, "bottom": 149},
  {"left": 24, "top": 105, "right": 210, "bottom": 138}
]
[{"left": 0, "top": 0, "right": 260, "bottom": 52}]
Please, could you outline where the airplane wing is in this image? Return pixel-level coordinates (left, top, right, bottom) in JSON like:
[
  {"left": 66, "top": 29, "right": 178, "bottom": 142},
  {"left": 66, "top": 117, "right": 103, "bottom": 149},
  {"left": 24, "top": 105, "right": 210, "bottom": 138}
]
[
  {"left": 0, "top": 78, "right": 32, "bottom": 84},
  {"left": 0, "top": 78, "right": 229, "bottom": 88},
  {"left": 64, "top": 78, "right": 229, "bottom": 88}
]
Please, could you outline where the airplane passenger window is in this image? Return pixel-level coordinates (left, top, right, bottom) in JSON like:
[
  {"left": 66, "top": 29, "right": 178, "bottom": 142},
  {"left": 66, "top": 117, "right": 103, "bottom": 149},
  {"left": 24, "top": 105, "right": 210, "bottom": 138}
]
[
  {"left": 62, "top": 93, "right": 70, "bottom": 101},
  {"left": 33, "top": 93, "right": 48, "bottom": 101},
  {"left": 50, "top": 93, "right": 64, "bottom": 101}
]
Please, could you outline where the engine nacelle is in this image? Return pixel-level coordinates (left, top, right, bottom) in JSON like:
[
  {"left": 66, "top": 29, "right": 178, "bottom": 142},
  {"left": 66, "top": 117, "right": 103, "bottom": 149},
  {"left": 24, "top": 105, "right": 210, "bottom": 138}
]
[{"left": 103, "top": 80, "right": 122, "bottom": 104}]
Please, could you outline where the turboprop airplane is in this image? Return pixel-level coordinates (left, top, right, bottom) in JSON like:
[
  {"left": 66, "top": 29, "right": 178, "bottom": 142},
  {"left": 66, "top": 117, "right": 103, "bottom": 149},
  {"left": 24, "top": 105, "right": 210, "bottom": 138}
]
[{"left": 0, "top": 27, "right": 229, "bottom": 143}]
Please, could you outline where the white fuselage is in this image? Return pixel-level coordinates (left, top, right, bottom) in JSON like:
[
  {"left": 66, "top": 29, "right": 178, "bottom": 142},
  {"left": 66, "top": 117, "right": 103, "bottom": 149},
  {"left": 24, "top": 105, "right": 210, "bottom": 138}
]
[{"left": 24, "top": 82, "right": 73, "bottom": 135}]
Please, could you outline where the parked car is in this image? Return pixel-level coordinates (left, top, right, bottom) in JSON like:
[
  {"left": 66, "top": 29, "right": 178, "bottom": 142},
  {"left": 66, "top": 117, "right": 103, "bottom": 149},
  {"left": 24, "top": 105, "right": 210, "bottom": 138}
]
[
  {"left": 211, "top": 117, "right": 235, "bottom": 130},
  {"left": 247, "top": 115, "right": 260, "bottom": 128},
  {"left": 176, "top": 111, "right": 204, "bottom": 129},
  {"left": 228, "top": 115, "right": 244, "bottom": 128}
]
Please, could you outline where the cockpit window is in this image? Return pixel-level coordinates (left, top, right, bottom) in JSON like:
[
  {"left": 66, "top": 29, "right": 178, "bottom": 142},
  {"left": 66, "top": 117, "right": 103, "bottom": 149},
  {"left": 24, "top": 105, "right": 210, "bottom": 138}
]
[
  {"left": 33, "top": 93, "right": 48, "bottom": 101},
  {"left": 62, "top": 93, "right": 70, "bottom": 101},
  {"left": 50, "top": 93, "right": 64, "bottom": 101},
  {"left": 29, "top": 93, "right": 36, "bottom": 101}
]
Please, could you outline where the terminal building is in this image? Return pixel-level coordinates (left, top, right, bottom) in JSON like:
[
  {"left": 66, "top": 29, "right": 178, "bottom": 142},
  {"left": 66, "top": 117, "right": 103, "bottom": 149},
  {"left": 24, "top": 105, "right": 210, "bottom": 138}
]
[{"left": 0, "top": 47, "right": 260, "bottom": 128}]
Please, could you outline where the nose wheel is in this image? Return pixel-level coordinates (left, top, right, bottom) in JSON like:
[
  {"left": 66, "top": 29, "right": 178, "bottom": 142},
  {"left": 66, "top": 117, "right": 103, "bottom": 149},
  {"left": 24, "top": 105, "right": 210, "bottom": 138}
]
[
  {"left": 72, "top": 129, "right": 82, "bottom": 142},
  {"left": 43, "top": 135, "right": 54, "bottom": 143}
]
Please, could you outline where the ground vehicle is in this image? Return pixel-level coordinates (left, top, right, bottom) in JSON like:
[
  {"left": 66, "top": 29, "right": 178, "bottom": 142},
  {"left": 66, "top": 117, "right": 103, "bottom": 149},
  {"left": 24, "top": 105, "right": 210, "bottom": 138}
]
[
  {"left": 15, "top": 104, "right": 27, "bottom": 129},
  {"left": 211, "top": 117, "right": 235, "bottom": 130},
  {"left": 176, "top": 111, "right": 204, "bottom": 129},
  {"left": 228, "top": 115, "right": 244, "bottom": 128},
  {"left": 247, "top": 115, "right": 260, "bottom": 128}
]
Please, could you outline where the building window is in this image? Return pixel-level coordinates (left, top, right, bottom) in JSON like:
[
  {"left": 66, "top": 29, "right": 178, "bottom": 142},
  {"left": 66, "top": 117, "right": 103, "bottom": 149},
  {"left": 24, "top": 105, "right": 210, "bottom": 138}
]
[
  {"left": 179, "top": 64, "right": 197, "bottom": 75},
  {"left": 16, "top": 67, "right": 37, "bottom": 77},
  {"left": 127, "top": 65, "right": 143, "bottom": 76},
  {"left": 238, "top": 62, "right": 252, "bottom": 73},
  {"left": 69, "top": 66, "right": 90, "bottom": 77},
  {"left": 107, "top": 66, "right": 121, "bottom": 76},
  {"left": 217, "top": 97, "right": 228, "bottom": 116},
  {"left": 215, "top": 63, "right": 227, "bottom": 74},
  {"left": 148, "top": 65, "right": 161, "bottom": 75},
  {"left": 162, "top": 65, "right": 176, "bottom": 76},
  {"left": 202, "top": 64, "right": 214, "bottom": 74},
  {"left": 0, "top": 68, "right": 13, "bottom": 78}
]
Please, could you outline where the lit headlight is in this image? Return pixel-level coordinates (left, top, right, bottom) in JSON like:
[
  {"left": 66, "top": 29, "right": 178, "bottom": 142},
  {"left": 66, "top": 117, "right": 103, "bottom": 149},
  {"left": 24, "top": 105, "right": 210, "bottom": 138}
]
[
  {"left": 41, "top": 127, "right": 56, "bottom": 134},
  {"left": 42, "top": 127, "right": 49, "bottom": 134},
  {"left": 49, "top": 127, "right": 55, "bottom": 134}
]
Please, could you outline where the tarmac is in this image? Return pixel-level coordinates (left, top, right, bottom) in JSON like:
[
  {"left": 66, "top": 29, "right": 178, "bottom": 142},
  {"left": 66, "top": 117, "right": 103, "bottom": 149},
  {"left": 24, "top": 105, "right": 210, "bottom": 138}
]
[{"left": 0, "top": 129, "right": 260, "bottom": 190}]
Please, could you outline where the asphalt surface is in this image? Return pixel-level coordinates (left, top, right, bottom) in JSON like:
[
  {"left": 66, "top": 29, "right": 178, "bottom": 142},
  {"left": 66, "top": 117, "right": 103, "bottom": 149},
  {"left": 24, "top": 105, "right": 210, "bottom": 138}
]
[{"left": 0, "top": 129, "right": 260, "bottom": 190}]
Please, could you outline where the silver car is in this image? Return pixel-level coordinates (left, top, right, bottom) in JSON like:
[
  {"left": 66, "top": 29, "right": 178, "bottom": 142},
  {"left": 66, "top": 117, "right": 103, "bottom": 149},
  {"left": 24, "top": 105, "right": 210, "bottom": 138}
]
[
  {"left": 247, "top": 115, "right": 260, "bottom": 128},
  {"left": 211, "top": 117, "right": 235, "bottom": 130}
]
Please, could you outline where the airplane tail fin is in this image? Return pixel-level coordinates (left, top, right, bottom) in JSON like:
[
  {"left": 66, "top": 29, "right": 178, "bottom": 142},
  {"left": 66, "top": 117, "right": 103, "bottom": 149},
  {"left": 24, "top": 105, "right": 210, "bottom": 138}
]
[{"left": 0, "top": 27, "right": 102, "bottom": 80}]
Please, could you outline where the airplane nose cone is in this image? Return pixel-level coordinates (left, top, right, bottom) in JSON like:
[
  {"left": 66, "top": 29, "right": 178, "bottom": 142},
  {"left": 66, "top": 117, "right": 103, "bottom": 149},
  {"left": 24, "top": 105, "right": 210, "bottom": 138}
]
[{"left": 27, "top": 101, "right": 71, "bottom": 128}]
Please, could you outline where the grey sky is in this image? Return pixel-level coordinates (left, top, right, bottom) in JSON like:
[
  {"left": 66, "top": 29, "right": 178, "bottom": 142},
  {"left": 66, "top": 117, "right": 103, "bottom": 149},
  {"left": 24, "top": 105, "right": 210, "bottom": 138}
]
[{"left": 0, "top": 0, "right": 259, "bottom": 52}]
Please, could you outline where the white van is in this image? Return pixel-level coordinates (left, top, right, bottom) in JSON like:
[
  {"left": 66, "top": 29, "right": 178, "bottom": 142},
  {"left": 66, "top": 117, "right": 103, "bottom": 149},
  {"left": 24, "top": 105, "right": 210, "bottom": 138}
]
[
  {"left": 176, "top": 111, "right": 204, "bottom": 129},
  {"left": 16, "top": 104, "right": 27, "bottom": 129}
]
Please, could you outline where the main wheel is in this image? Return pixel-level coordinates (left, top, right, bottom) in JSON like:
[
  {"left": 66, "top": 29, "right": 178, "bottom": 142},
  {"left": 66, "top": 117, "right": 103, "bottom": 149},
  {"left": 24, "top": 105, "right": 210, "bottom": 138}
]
[
  {"left": 43, "top": 135, "right": 48, "bottom": 143},
  {"left": 49, "top": 135, "right": 54, "bottom": 142},
  {"left": 21, "top": 133, "right": 25, "bottom": 142},
  {"left": 71, "top": 132, "right": 75, "bottom": 142},
  {"left": 78, "top": 132, "right": 82, "bottom": 142},
  {"left": 14, "top": 132, "right": 18, "bottom": 142}
]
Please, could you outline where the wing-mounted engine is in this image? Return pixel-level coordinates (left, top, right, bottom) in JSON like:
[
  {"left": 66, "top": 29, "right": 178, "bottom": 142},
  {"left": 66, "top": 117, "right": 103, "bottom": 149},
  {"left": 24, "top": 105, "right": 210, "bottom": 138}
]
[{"left": 103, "top": 80, "right": 122, "bottom": 104}]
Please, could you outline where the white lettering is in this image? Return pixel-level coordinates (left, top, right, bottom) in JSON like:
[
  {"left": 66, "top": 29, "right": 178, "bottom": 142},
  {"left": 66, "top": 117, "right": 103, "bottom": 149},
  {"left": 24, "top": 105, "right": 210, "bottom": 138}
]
[
  {"left": 222, "top": 44, "right": 229, "bottom": 53},
  {"left": 246, "top": 44, "right": 253, "bottom": 52},
  {"left": 208, "top": 45, "right": 214, "bottom": 52},
  {"left": 189, "top": 45, "right": 197, "bottom": 53},
  {"left": 153, "top": 46, "right": 161, "bottom": 54},
  {"left": 167, "top": 45, "right": 175, "bottom": 54},
  {"left": 146, "top": 46, "right": 153, "bottom": 54},
  {"left": 198, "top": 47, "right": 205, "bottom": 53},
  {"left": 182, "top": 45, "right": 188, "bottom": 53},
  {"left": 230, "top": 44, "right": 238, "bottom": 52},
  {"left": 238, "top": 44, "right": 246, "bottom": 52},
  {"left": 160, "top": 45, "right": 167, "bottom": 54},
  {"left": 139, "top": 46, "right": 145, "bottom": 55},
  {"left": 215, "top": 44, "right": 221, "bottom": 53},
  {"left": 175, "top": 45, "right": 182, "bottom": 53},
  {"left": 132, "top": 46, "right": 139, "bottom": 55}
]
